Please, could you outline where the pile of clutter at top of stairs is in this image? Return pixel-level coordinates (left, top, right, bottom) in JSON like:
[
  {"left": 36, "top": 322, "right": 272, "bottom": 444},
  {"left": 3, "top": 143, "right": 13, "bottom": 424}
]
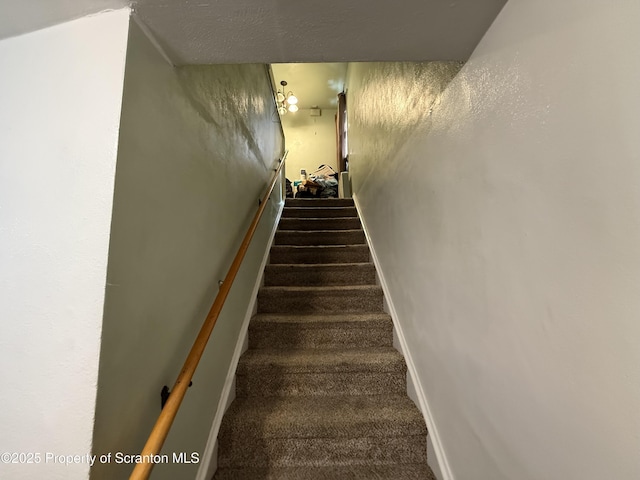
[{"left": 286, "top": 164, "right": 339, "bottom": 199}]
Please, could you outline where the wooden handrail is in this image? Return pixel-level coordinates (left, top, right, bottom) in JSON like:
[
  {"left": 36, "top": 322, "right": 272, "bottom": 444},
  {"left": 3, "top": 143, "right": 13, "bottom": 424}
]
[{"left": 130, "top": 151, "right": 287, "bottom": 480}]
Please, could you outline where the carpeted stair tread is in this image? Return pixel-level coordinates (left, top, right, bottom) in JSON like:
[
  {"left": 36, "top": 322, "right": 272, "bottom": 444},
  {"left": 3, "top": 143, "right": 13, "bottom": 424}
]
[
  {"left": 259, "top": 284, "right": 382, "bottom": 294},
  {"left": 249, "top": 313, "right": 393, "bottom": 349},
  {"left": 217, "top": 436, "right": 426, "bottom": 469},
  {"left": 250, "top": 312, "right": 391, "bottom": 325},
  {"left": 278, "top": 216, "right": 361, "bottom": 230},
  {"left": 285, "top": 198, "right": 355, "bottom": 207},
  {"left": 269, "top": 244, "right": 369, "bottom": 264},
  {"left": 235, "top": 347, "right": 407, "bottom": 396},
  {"left": 218, "top": 394, "right": 427, "bottom": 439},
  {"left": 274, "top": 229, "right": 365, "bottom": 246},
  {"left": 258, "top": 285, "right": 383, "bottom": 313},
  {"left": 282, "top": 206, "right": 358, "bottom": 218},
  {"left": 264, "top": 263, "right": 376, "bottom": 286},
  {"left": 214, "top": 464, "right": 436, "bottom": 480},
  {"left": 237, "top": 347, "right": 404, "bottom": 374}
]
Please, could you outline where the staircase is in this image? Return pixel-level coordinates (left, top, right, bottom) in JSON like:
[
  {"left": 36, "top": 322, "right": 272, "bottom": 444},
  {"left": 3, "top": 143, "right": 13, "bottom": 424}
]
[{"left": 214, "top": 198, "right": 435, "bottom": 480}]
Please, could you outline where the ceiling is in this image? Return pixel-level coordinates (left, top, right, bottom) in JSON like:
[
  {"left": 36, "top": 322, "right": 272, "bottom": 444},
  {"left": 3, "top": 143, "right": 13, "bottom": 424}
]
[
  {"left": 2, "top": 0, "right": 505, "bottom": 114},
  {"left": 1, "top": 0, "right": 507, "bottom": 64},
  {"left": 272, "top": 63, "right": 347, "bottom": 111}
]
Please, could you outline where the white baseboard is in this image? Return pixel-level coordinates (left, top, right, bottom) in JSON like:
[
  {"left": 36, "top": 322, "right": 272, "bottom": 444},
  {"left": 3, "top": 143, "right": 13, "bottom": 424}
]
[
  {"left": 352, "top": 194, "right": 454, "bottom": 480},
  {"left": 195, "top": 198, "right": 285, "bottom": 480}
]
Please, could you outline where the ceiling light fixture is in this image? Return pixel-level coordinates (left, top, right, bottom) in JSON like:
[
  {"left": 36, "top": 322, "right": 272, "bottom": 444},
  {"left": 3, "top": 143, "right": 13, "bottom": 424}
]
[{"left": 276, "top": 81, "right": 299, "bottom": 115}]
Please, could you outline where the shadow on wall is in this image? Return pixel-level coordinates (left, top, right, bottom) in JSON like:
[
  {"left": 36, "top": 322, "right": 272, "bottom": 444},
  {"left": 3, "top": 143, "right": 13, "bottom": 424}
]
[{"left": 177, "top": 64, "right": 271, "bottom": 168}]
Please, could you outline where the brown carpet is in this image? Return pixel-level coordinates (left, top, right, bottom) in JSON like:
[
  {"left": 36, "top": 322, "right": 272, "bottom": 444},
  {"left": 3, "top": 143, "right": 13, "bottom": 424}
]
[{"left": 214, "top": 198, "right": 435, "bottom": 480}]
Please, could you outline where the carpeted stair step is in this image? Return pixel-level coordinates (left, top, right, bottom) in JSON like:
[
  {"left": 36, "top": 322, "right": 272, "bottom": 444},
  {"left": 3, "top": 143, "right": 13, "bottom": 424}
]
[
  {"left": 217, "top": 436, "right": 426, "bottom": 469},
  {"left": 248, "top": 313, "right": 393, "bottom": 349},
  {"left": 269, "top": 245, "right": 369, "bottom": 264},
  {"left": 264, "top": 263, "right": 376, "bottom": 287},
  {"left": 214, "top": 464, "right": 437, "bottom": 480},
  {"left": 285, "top": 198, "right": 354, "bottom": 207},
  {"left": 217, "top": 395, "right": 427, "bottom": 468},
  {"left": 258, "top": 285, "right": 383, "bottom": 314},
  {"left": 278, "top": 216, "right": 361, "bottom": 231},
  {"left": 274, "top": 229, "right": 365, "bottom": 246},
  {"left": 282, "top": 206, "right": 358, "bottom": 218},
  {"left": 236, "top": 347, "right": 406, "bottom": 397},
  {"left": 215, "top": 197, "right": 431, "bottom": 478}
]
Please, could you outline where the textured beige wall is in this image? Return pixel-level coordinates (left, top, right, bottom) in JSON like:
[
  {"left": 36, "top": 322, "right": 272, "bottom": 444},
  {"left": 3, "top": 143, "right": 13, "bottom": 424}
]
[
  {"left": 346, "top": 0, "right": 640, "bottom": 479},
  {"left": 91, "top": 19, "right": 283, "bottom": 480}
]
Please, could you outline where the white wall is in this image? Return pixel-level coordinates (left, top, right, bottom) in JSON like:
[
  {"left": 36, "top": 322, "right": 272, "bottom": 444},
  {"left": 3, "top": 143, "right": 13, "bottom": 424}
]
[
  {"left": 346, "top": 1, "right": 640, "bottom": 479},
  {"left": 281, "top": 109, "right": 338, "bottom": 181},
  {"left": 0, "top": 9, "right": 130, "bottom": 480},
  {"left": 0, "top": 0, "right": 128, "bottom": 42},
  {"left": 90, "top": 19, "right": 283, "bottom": 480}
]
